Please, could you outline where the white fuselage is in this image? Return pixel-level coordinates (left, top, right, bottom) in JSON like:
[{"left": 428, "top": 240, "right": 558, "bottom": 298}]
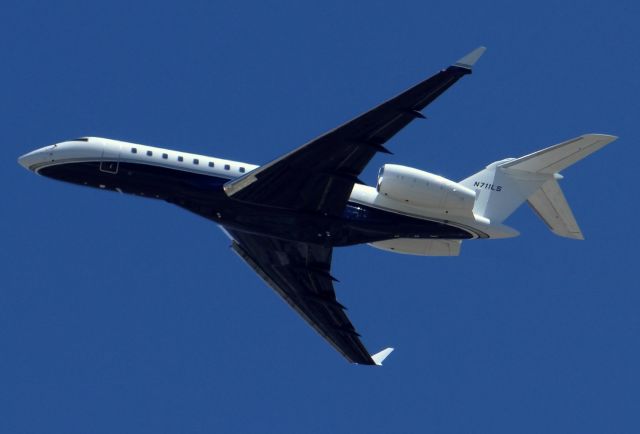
[{"left": 19, "top": 137, "right": 520, "bottom": 251}]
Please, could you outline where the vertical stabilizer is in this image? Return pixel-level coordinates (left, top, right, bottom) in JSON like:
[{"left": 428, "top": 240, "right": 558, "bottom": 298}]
[
  {"left": 460, "top": 134, "right": 616, "bottom": 235},
  {"left": 460, "top": 161, "right": 549, "bottom": 223}
]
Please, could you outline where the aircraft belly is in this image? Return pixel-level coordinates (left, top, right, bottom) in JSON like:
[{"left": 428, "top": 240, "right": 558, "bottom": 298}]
[{"left": 37, "top": 161, "right": 475, "bottom": 246}]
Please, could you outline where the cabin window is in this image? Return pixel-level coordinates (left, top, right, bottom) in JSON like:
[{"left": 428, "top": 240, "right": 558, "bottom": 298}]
[
  {"left": 224, "top": 164, "right": 230, "bottom": 170},
  {"left": 146, "top": 150, "right": 153, "bottom": 156},
  {"left": 193, "top": 158, "right": 199, "bottom": 165},
  {"left": 178, "top": 156, "right": 184, "bottom": 162},
  {"left": 162, "top": 153, "right": 168, "bottom": 159},
  {"left": 239, "top": 167, "right": 246, "bottom": 173},
  {"left": 208, "top": 162, "right": 214, "bottom": 168},
  {"left": 131, "top": 148, "right": 137, "bottom": 154}
]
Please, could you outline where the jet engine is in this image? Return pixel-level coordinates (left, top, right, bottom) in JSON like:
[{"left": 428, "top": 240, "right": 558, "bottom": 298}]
[{"left": 376, "top": 164, "right": 476, "bottom": 213}]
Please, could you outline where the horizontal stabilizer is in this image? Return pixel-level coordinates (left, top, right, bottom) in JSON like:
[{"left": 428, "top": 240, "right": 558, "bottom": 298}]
[
  {"left": 501, "top": 134, "right": 617, "bottom": 174},
  {"left": 371, "top": 347, "right": 394, "bottom": 366},
  {"left": 527, "top": 179, "right": 583, "bottom": 239},
  {"left": 460, "top": 133, "right": 616, "bottom": 226}
]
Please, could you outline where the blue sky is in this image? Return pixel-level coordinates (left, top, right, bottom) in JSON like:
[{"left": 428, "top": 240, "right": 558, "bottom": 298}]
[{"left": 2, "top": 1, "right": 639, "bottom": 433}]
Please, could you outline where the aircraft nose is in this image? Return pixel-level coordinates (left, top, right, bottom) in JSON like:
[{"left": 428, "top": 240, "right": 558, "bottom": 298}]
[
  {"left": 18, "top": 150, "right": 38, "bottom": 170},
  {"left": 18, "top": 145, "right": 55, "bottom": 171}
]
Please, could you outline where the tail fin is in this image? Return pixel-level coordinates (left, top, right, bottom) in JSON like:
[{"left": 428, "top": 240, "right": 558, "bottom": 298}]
[{"left": 459, "top": 134, "right": 617, "bottom": 236}]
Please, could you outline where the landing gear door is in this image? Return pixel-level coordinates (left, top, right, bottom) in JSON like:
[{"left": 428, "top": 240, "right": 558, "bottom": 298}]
[{"left": 100, "top": 141, "right": 121, "bottom": 174}]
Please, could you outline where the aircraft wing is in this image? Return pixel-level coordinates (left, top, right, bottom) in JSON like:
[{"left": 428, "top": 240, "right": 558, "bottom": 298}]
[
  {"left": 224, "top": 227, "right": 389, "bottom": 365},
  {"left": 224, "top": 47, "right": 486, "bottom": 216}
]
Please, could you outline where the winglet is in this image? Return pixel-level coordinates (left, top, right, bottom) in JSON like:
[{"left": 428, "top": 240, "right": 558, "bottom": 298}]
[
  {"left": 371, "top": 347, "right": 394, "bottom": 366},
  {"left": 454, "top": 46, "right": 487, "bottom": 69}
]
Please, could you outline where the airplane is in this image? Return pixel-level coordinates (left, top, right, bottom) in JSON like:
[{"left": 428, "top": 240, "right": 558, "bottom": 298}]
[{"left": 18, "top": 47, "right": 616, "bottom": 366}]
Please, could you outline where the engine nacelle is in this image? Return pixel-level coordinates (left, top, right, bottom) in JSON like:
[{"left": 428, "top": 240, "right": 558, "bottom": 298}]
[{"left": 376, "top": 164, "right": 476, "bottom": 213}]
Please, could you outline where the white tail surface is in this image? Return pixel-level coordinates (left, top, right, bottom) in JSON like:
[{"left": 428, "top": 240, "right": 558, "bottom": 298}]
[
  {"left": 500, "top": 134, "right": 616, "bottom": 174},
  {"left": 460, "top": 162, "right": 549, "bottom": 223},
  {"left": 460, "top": 134, "right": 617, "bottom": 234},
  {"left": 527, "top": 178, "right": 584, "bottom": 239}
]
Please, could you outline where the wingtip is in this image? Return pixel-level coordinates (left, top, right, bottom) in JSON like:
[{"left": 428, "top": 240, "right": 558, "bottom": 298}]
[
  {"left": 371, "top": 347, "right": 394, "bottom": 366},
  {"left": 583, "top": 133, "right": 618, "bottom": 143},
  {"left": 454, "top": 46, "right": 487, "bottom": 69}
]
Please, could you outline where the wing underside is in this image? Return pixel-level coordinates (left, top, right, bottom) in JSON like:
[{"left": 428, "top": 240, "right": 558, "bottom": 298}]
[
  {"left": 226, "top": 228, "right": 377, "bottom": 364},
  {"left": 224, "top": 47, "right": 486, "bottom": 216},
  {"left": 216, "top": 48, "right": 486, "bottom": 364}
]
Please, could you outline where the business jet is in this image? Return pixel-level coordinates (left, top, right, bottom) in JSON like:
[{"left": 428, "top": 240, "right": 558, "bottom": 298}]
[{"left": 18, "top": 47, "right": 616, "bottom": 365}]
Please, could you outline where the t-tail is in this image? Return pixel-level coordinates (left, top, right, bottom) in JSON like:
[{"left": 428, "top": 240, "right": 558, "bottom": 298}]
[{"left": 459, "top": 134, "right": 617, "bottom": 239}]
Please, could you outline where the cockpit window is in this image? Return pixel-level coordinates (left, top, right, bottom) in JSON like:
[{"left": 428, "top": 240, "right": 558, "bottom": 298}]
[{"left": 74, "top": 138, "right": 89, "bottom": 142}]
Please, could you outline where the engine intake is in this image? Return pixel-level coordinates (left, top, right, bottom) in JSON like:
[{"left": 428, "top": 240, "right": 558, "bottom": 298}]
[{"left": 377, "top": 164, "right": 475, "bottom": 213}]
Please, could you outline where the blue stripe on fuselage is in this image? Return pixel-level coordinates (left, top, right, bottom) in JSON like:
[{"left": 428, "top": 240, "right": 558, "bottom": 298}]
[{"left": 37, "top": 160, "right": 474, "bottom": 246}]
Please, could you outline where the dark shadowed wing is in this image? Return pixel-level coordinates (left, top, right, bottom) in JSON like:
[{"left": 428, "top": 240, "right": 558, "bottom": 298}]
[
  {"left": 224, "top": 47, "right": 486, "bottom": 216},
  {"left": 225, "top": 227, "right": 376, "bottom": 365}
]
